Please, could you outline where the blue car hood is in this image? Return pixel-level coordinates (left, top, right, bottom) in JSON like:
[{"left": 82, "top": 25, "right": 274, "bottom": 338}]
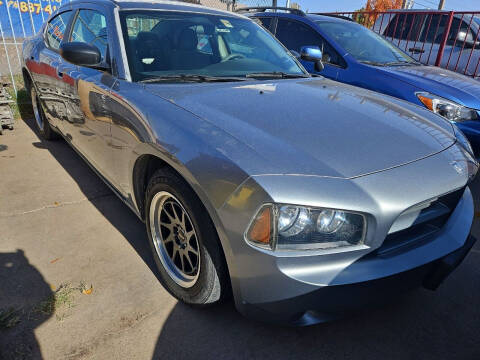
[
  {"left": 146, "top": 78, "right": 455, "bottom": 178},
  {"left": 379, "top": 65, "right": 480, "bottom": 110}
]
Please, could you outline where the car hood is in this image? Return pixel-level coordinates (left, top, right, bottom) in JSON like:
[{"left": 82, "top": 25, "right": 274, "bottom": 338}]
[
  {"left": 379, "top": 65, "right": 480, "bottom": 110},
  {"left": 146, "top": 78, "right": 456, "bottom": 178}
]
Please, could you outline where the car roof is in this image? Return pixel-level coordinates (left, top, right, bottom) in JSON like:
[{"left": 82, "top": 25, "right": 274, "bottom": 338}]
[
  {"left": 244, "top": 10, "right": 353, "bottom": 24},
  {"left": 66, "top": 0, "right": 245, "bottom": 18}
]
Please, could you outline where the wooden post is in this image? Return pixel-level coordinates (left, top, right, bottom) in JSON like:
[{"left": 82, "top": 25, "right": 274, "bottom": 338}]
[{"left": 438, "top": 0, "right": 445, "bottom": 10}]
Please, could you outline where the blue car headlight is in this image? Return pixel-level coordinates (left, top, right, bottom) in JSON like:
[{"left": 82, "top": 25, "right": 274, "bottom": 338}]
[
  {"left": 416, "top": 92, "right": 479, "bottom": 122},
  {"left": 246, "top": 204, "right": 367, "bottom": 251}
]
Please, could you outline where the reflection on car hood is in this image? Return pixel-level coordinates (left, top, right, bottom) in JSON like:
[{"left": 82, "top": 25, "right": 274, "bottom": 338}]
[
  {"left": 380, "top": 65, "right": 480, "bottom": 110},
  {"left": 146, "top": 78, "right": 455, "bottom": 178}
]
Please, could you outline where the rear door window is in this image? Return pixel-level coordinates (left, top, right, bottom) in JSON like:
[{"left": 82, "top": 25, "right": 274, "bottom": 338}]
[
  {"left": 45, "top": 11, "right": 73, "bottom": 50},
  {"left": 419, "top": 15, "right": 476, "bottom": 45},
  {"left": 254, "top": 17, "right": 273, "bottom": 31}
]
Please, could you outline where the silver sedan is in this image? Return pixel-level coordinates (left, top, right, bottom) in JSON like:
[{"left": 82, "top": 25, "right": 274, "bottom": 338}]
[{"left": 22, "top": 0, "right": 477, "bottom": 325}]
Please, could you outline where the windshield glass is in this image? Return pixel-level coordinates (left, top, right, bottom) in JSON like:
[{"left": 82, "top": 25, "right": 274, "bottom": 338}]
[
  {"left": 120, "top": 11, "right": 306, "bottom": 81},
  {"left": 316, "top": 20, "right": 417, "bottom": 65}
]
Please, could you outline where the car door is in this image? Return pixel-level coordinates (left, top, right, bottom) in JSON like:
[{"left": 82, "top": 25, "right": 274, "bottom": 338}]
[
  {"left": 62, "top": 5, "right": 118, "bottom": 185},
  {"left": 273, "top": 18, "right": 343, "bottom": 80},
  {"left": 31, "top": 10, "right": 74, "bottom": 134}
]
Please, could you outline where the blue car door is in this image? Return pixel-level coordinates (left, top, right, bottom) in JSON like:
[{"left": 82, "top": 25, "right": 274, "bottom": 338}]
[{"left": 274, "top": 18, "right": 342, "bottom": 80}]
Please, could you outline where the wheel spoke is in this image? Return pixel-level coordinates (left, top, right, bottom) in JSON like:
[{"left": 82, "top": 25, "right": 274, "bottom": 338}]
[
  {"left": 163, "top": 232, "right": 174, "bottom": 244},
  {"left": 172, "top": 203, "right": 181, "bottom": 223},
  {"left": 186, "top": 229, "right": 195, "bottom": 241},
  {"left": 180, "top": 211, "right": 186, "bottom": 228},
  {"left": 160, "top": 221, "right": 174, "bottom": 232},
  {"left": 179, "top": 253, "right": 185, "bottom": 272},
  {"left": 184, "top": 254, "right": 194, "bottom": 272},
  {"left": 163, "top": 206, "right": 176, "bottom": 224},
  {"left": 186, "top": 245, "right": 198, "bottom": 256}
]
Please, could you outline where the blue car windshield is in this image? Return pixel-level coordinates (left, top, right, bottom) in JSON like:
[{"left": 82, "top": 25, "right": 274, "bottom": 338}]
[
  {"left": 120, "top": 11, "right": 306, "bottom": 81},
  {"left": 316, "top": 20, "right": 417, "bottom": 65}
]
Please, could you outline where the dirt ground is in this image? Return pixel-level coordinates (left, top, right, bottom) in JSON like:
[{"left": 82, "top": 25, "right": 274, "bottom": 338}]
[{"left": 1, "top": 117, "right": 480, "bottom": 360}]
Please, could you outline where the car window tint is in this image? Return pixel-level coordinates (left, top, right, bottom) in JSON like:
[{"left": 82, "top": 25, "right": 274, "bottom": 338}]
[
  {"left": 45, "top": 11, "right": 73, "bottom": 50},
  {"left": 71, "top": 10, "right": 108, "bottom": 61},
  {"left": 384, "top": 14, "right": 423, "bottom": 41},
  {"left": 447, "top": 18, "right": 475, "bottom": 45},
  {"left": 419, "top": 15, "right": 476, "bottom": 45},
  {"left": 256, "top": 17, "right": 272, "bottom": 30},
  {"left": 275, "top": 19, "right": 344, "bottom": 66}
]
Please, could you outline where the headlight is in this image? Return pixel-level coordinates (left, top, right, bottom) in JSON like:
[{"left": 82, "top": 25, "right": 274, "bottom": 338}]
[
  {"left": 452, "top": 123, "right": 474, "bottom": 156},
  {"left": 416, "top": 92, "right": 479, "bottom": 122},
  {"left": 246, "top": 204, "right": 366, "bottom": 251}
]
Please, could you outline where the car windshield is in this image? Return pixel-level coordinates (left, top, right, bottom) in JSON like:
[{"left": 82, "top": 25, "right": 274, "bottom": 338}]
[
  {"left": 315, "top": 20, "right": 417, "bottom": 65},
  {"left": 120, "top": 11, "right": 307, "bottom": 82}
]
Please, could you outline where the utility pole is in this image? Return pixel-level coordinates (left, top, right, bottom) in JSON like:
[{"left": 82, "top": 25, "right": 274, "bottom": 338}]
[
  {"left": 438, "top": 0, "right": 445, "bottom": 10},
  {"left": 272, "top": 0, "right": 277, "bottom": 7},
  {"left": 401, "top": 0, "right": 407, "bottom": 8}
]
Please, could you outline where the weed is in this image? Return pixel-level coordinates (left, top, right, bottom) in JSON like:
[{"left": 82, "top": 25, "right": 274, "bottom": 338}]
[
  {"left": 33, "top": 283, "right": 76, "bottom": 317},
  {"left": 0, "top": 307, "right": 21, "bottom": 329}
]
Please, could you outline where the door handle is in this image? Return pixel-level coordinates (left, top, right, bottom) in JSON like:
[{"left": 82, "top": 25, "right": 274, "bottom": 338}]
[
  {"left": 57, "top": 70, "right": 64, "bottom": 78},
  {"left": 409, "top": 47, "right": 425, "bottom": 54}
]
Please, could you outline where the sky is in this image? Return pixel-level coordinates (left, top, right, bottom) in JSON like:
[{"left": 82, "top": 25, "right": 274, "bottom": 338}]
[{"left": 293, "top": 0, "right": 479, "bottom": 12}]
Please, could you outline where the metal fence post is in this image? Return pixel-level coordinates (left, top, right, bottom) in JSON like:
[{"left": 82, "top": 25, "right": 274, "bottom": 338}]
[{"left": 435, "top": 11, "right": 454, "bottom": 67}]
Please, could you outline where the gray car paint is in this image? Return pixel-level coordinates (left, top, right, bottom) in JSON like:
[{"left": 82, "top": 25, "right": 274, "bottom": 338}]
[{"left": 22, "top": 0, "right": 476, "bottom": 323}]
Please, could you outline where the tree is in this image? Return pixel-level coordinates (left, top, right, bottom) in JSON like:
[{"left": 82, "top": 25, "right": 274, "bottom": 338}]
[
  {"left": 365, "top": 0, "right": 403, "bottom": 12},
  {"left": 354, "top": 0, "right": 403, "bottom": 28}
]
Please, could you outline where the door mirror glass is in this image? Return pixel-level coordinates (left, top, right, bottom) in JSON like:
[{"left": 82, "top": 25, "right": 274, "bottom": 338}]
[
  {"left": 60, "top": 42, "right": 107, "bottom": 69},
  {"left": 457, "top": 31, "right": 480, "bottom": 48},
  {"left": 300, "top": 46, "right": 324, "bottom": 72}
]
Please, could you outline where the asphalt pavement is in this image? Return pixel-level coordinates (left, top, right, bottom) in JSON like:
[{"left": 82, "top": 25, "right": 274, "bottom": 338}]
[{"left": 1, "top": 117, "right": 479, "bottom": 360}]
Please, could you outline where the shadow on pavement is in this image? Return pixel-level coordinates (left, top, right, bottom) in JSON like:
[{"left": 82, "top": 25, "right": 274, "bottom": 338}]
[
  {"left": 0, "top": 250, "right": 53, "bottom": 359},
  {"left": 22, "top": 116, "right": 159, "bottom": 279}
]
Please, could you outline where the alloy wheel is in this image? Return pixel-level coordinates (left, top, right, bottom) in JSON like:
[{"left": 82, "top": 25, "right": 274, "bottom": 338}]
[{"left": 149, "top": 191, "right": 200, "bottom": 288}]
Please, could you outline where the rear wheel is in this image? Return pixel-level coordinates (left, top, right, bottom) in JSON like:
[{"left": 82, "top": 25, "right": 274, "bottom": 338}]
[
  {"left": 145, "top": 168, "right": 229, "bottom": 305},
  {"left": 31, "top": 86, "right": 58, "bottom": 140}
]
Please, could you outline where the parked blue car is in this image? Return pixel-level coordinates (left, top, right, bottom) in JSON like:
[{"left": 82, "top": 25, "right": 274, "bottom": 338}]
[{"left": 243, "top": 8, "right": 480, "bottom": 155}]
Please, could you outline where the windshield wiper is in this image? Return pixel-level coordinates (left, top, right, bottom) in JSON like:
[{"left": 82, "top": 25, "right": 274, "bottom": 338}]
[
  {"left": 383, "top": 60, "right": 419, "bottom": 66},
  {"left": 140, "top": 74, "right": 246, "bottom": 83},
  {"left": 358, "top": 60, "right": 388, "bottom": 67},
  {"left": 245, "top": 72, "right": 310, "bottom": 79}
]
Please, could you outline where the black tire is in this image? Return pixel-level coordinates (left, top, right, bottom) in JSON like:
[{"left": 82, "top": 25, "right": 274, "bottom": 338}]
[
  {"left": 30, "top": 85, "right": 59, "bottom": 141},
  {"left": 145, "top": 167, "right": 230, "bottom": 306}
]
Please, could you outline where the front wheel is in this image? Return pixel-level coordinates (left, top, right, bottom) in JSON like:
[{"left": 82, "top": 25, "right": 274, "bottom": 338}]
[
  {"left": 30, "top": 86, "right": 58, "bottom": 140},
  {"left": 145, "top": 168, "right": 230, "bottom": 305}
]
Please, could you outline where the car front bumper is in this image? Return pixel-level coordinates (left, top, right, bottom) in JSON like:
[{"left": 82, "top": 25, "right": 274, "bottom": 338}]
[
  {"left": 217, "top": 151, "right": 475, "bottom": 326},
  {"left": 237, "top": 234, "right": 476, "bottom": 326}
]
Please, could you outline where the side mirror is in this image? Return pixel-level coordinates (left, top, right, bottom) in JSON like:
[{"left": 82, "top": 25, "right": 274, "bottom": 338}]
[
  {"left": 300, "top": 46, "right": 324, "bottom": 72},
  {"left": 60, "top": 42, "right": 109, "bottom": 70},
  {"left": 456, "top": 31, "right": 480, "bottom": 49}
]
